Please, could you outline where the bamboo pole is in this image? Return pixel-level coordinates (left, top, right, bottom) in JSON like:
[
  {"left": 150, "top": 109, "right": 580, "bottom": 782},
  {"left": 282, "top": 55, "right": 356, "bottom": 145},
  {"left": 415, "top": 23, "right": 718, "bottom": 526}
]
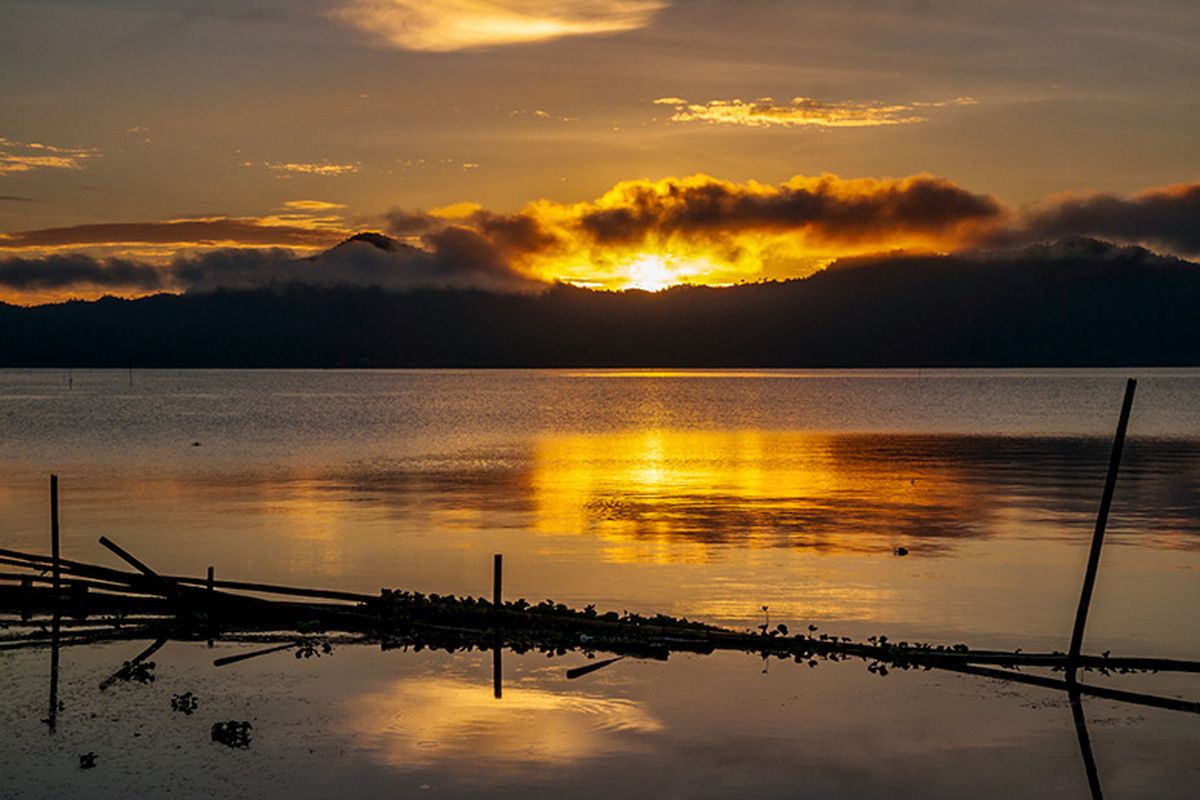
[
  {"left": 1068, "top": 379, "right": 1136, "bottom": 680},
  {"left": 0, "top": 547, "right": 371, "bottom": 603},
  {"left": 98, "top": 536, "right": 173, "bottom": 594}
]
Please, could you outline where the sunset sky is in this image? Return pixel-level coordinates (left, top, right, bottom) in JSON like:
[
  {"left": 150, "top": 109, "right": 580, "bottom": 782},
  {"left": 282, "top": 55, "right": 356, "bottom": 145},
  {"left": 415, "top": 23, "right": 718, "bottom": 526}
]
[{"left": 2, "top": 0, "right": 1199, "bottom": 302}]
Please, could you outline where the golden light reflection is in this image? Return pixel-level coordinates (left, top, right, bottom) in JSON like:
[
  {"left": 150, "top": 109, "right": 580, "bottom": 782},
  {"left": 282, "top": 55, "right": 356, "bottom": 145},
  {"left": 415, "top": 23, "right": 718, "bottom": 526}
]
[
  {"left": 528, "top": 429, "right": 981, "bottom": 565},
  {"left": 344, "top": 676, "right": 662, "bottom": 770}
]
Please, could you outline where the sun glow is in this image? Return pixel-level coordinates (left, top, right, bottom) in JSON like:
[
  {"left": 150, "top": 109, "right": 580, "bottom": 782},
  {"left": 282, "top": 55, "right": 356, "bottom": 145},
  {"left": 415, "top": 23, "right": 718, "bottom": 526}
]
[
  {"left": 624, "top": 254, "right": 677, "bottom": 291},
  {"left": 582, "top": 251, "right": 739, "bottom": 291}
]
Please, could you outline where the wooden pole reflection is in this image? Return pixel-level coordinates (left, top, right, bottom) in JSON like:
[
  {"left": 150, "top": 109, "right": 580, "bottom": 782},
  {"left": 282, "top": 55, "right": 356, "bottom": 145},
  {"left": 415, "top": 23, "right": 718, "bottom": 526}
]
[
  {"left": 45, "top": 610, "right": 59, "bottom": 734},
  {"left": 46, "top": 473, "right": 61, "bottom": 734},
  {"left": 493, "top": 643, "right": 502, "bottom": 699},
  {"left": 1068, "top": 681, "right": 1105, "bottom": 800}
]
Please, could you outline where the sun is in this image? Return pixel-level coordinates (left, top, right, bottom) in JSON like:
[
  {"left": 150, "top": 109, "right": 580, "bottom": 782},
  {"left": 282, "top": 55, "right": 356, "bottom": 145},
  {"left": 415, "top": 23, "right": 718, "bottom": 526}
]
[{"left": 624, "top": 254, "right": 679, "bottom": 292}]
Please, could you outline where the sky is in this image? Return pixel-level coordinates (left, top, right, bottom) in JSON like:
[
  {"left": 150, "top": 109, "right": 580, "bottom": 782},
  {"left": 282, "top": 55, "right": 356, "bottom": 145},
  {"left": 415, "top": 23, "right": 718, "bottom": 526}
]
[{"left": 1, "top": 0, "right": 1199, "bottom": 302}]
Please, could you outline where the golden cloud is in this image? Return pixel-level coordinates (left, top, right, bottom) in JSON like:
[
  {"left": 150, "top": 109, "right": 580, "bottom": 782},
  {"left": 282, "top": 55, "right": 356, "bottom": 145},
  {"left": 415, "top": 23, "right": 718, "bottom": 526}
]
[
  {"left": 264, "top": 161, "right": 361, "bottom": 177},
  {"left": 654, "top": 96, "right": 977, "bottom": 128},
  {"left": 389, "top": 172, "right": 1005, "bottom": 290},
  {"left": 281, "top": 199, "right": 347, "bottom": 211},
  {"left": 0, "top": 136, "right": 97, "bottom": 175},
  {"left": 332, "top": 0, "right": 665, "bottom": 52}
]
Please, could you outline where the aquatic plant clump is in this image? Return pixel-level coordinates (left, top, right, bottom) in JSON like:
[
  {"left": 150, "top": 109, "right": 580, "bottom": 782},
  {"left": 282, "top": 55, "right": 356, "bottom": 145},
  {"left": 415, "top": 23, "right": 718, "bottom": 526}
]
[
  {"left": 171, "top": 692, "right": 199, "bottom": 715},
  {"left": 211, "top": 720, "right": 253, "bottom": 749}
]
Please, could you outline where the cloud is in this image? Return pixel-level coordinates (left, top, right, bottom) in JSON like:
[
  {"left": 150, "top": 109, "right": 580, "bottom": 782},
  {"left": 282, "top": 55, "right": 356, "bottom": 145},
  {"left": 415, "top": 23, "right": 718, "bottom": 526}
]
[
  {"left": 264, "top": 161, "right": 361, "bottom": 177},
  {"left": 654, "top": 96, "right": 977, "bottom": 128},
  {"left": 280, "top": 199, "right": 347, "bottom": 211},
  {"left": 0, "top": 217, "right": 350, "bottom": 252},
  {"left": 166, "top": 248, "right": 301, "bottom": 293},
  {"left": 0, "top": 136, "right": 97, "bottom": 175},
  {"left": 0, "top": 254, "right": 165, "bottom": 291},
  {"left": 1007, "top": 181, "right": 1200, "bottom": 255},
  {"left": 386, "top": 172, "right": 1006, "bottom": 288},
  {"left": 7, "top": 173, "right": 1199, "bottom": 302},
  {"left": 0, "top": 195, "right": 36, "bottom": 203},
  {"left": 331, "top": 0, "right": 665, "bottom": 52},
  {"left": 0, "top": 234, "right": 541, "bottom": 302}
]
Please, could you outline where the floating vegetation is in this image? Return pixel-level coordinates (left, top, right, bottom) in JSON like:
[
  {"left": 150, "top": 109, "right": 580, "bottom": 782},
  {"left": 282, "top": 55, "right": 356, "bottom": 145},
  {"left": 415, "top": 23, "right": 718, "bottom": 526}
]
[
  {"left": 294, "top": 637, "right": 333, "bottom": 659},
  {"left": 171, "top": 691, "right": 199, "bottom": 715},
  {"left": 211, "top": 720, "right": 252, "bottom": 749}
]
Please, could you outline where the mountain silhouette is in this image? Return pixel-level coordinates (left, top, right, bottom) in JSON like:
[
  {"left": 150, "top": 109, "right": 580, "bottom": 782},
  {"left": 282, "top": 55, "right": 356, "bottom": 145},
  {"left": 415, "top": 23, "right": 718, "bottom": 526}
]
[{"left": 1, "top": 237, "right": 1197, "bottom": 367}]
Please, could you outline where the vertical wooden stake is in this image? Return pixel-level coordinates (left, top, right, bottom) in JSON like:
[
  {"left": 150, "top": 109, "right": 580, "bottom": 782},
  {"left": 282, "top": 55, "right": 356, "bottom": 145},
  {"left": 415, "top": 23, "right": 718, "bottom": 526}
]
[
  {"left": 207, "top": 566, "right": 215, "bottom": 594},
  {"left": 493, "top": 553, "right": 503, "bottom": 608},
  {"left": 50, "top": 474, "right": 60, "bottom": 597},
  {"left": 1068, "top": 378, "right": 1137, "bottom": 679}
]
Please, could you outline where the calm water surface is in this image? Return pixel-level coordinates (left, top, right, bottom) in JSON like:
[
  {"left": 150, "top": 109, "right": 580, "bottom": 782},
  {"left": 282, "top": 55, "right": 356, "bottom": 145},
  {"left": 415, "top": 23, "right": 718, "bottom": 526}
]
[{"left": 1, "top": 369, "right": 1197, "bottom": 798}]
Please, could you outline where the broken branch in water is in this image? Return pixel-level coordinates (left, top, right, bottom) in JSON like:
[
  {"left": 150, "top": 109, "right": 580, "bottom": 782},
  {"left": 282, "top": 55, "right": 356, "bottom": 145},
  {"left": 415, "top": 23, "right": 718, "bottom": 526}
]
[{"left": 0, "top": 539, "right": 1196, "bottom": 715}]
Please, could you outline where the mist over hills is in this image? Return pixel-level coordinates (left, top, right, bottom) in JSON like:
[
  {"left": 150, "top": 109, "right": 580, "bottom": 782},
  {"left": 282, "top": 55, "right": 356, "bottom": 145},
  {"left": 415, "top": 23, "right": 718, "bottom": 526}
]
[{"left": 1, "top": 236, "right": 1197, "bottom": 367}]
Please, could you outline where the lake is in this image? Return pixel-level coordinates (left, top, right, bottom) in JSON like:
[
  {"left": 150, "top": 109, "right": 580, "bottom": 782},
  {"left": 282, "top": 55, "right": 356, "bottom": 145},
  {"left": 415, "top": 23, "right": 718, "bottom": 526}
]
[{"left": 1, "top": 369, "right": 1197, "bottom": 798}]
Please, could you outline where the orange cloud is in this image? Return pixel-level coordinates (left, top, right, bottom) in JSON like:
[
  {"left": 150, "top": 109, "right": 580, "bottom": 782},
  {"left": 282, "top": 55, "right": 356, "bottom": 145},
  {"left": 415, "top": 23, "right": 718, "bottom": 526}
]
[
  {"left": 333, "top": 0, "right": 666, "bottom": 52},
  {"left": 654, "top": 96, "right": 977, "bottom": 128},
  {"left": 388, "top": 172, "right": 1006, "bottom": 289}
]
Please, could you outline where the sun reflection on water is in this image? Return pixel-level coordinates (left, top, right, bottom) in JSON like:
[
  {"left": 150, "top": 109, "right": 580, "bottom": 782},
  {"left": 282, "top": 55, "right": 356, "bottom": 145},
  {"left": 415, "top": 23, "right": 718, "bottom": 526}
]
[
  {"left": 344, "top": 676, "right": 662, "bottom": 771},
  {"left": 528, "top": 428, "right": 981, "bottom": 564}
]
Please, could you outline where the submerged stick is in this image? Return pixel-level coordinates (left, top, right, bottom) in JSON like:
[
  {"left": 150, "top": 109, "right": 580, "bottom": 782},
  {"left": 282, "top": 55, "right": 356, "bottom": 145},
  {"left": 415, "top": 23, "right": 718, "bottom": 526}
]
[{"left": 1068, "top": 379, "right": 1136, "bottom": 679}]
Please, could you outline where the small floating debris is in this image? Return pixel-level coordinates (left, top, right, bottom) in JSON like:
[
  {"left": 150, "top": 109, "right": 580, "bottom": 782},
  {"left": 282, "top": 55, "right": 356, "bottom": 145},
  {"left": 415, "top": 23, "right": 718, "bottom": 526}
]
[{"left": 79, "top": 752, "right": 97, "bottom": 769}]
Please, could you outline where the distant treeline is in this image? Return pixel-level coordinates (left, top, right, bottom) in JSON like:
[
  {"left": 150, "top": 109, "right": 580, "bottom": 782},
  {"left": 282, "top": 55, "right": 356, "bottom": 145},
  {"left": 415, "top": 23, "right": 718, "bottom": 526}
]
[{"left": 2, "top": 239, "right": 1198, "bottom": 367}]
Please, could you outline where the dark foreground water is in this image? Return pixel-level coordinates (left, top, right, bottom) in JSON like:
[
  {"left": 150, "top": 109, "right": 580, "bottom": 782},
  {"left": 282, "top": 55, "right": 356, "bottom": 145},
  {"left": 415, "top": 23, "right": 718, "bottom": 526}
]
[{"left": 0, "top": 369, "right": 1197, "bottom": 797}]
